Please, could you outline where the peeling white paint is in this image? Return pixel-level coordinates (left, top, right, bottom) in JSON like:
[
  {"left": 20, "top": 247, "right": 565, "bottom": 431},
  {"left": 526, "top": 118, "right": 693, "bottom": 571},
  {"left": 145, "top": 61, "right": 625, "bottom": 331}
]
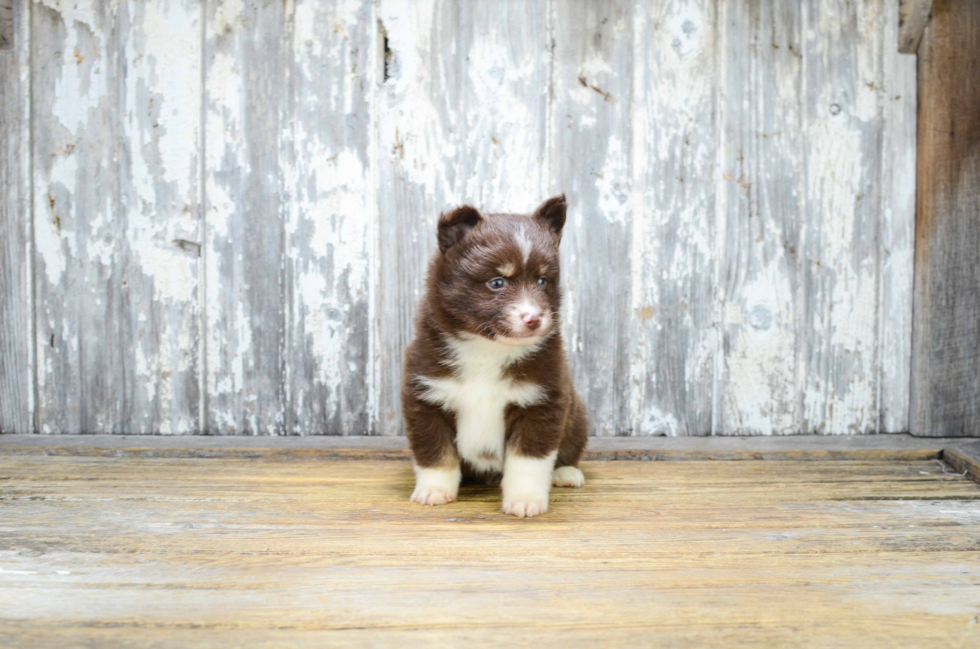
[
  {"left": 594, "top": 133, "right": 630, "bottom": 226},
  {"left": 877, "top": 0, "right": 917, "bottom": 433},
  {"left": 629, "top": 0, "right": 717, "bottom": 436},
  {"left": 18, "top": 0, "right": 915, "bottom": 436}
]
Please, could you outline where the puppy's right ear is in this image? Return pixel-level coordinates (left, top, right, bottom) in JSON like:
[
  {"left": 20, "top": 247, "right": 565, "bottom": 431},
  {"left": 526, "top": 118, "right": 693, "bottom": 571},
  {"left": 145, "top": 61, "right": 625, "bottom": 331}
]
[{"left": 437, "top": 205, "right": 481, "bottom": 252}]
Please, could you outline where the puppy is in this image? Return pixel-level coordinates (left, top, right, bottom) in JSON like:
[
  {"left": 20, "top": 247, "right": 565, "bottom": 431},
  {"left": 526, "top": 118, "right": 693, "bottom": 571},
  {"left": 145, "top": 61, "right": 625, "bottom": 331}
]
[{"left": 402, "top": 195, "right": 588, "bottom": 518}]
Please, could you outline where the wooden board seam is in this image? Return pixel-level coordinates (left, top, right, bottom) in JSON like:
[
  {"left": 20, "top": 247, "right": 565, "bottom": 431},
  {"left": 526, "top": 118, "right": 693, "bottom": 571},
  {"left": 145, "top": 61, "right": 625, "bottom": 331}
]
[
  {"left": 0, "top": 434, "right": 957, "bottom": 464},
  {"left": 942, "top": 443, "right": 980, "bottom": 484}
]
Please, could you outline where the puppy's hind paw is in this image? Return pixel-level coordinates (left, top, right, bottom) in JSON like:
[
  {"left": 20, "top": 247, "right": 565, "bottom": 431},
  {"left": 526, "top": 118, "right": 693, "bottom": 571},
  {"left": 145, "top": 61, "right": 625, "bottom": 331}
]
[
  {"left": 410, "top": 485, "right": 457, "bottom": 506},
  {"left": 552, "top": 465, "right": 585, "bottom": 488}
]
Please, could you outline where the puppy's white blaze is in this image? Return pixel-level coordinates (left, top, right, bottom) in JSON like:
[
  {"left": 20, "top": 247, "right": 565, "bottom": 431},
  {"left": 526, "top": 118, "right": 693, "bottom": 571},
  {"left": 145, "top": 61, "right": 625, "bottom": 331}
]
[
  {"left": 411, "top": 462, "right": 461, "bottom": 505},
  {"left": 416, "top": 335, "right": 545, "bottom": 474},
  {"left": 552, "top": 465, "right": 585, "bottom": 488},
  {"left": 512, "top": 299, "right": 540, "bottom": 318},
  {"left": 515, "top": 226, "right": 533, "bottom": 263},
  {"left": 502, "top": 450, "right": 558, "bottom": 518}
]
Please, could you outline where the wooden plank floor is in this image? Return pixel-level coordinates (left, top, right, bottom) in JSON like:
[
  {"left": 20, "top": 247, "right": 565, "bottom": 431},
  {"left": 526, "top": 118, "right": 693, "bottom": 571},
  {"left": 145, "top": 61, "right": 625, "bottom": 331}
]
[{"left": 1, "top": 455, "right": 979, "bottom": 647}]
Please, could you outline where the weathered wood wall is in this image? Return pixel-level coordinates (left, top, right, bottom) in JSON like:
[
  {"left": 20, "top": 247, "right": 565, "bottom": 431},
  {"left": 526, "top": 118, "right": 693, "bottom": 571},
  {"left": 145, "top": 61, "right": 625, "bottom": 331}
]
[
  {"left": 0, "top": 0, "right": 32, "bottom": 435},
  {"left": 0, "top": 0, "right": 922, "bottom": 436},
  {"left": 910, "top": 0, "right": 980, "bottom": 437}
]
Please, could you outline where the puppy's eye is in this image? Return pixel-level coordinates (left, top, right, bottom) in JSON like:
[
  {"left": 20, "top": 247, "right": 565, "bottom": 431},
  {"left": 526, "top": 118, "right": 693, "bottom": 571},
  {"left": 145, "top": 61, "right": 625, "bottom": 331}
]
[
  {"left": 537, "top": 277, "right": 548, "bottom": 287},
  {"left": 487, "top": 277, "right": 506, "bottom": 290}
]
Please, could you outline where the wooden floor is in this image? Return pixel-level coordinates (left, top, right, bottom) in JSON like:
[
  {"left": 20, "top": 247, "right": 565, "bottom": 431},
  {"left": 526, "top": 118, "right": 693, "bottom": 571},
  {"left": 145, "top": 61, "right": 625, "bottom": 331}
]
[{"left": 2, "top": 452, "right": 980, "bottom": 647}]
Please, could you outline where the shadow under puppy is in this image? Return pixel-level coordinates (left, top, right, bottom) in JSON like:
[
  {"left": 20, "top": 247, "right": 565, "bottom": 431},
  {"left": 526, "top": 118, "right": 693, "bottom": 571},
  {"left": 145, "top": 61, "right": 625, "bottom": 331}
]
[{"left": 402, "top": 195, "right": 588, "bottom": 518}]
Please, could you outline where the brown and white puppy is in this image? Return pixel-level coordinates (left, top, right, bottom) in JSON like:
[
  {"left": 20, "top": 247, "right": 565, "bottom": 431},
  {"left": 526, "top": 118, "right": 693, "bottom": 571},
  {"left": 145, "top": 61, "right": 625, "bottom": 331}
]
[{"left": 402, "top": 195, "right": 588, "bottom": 518}]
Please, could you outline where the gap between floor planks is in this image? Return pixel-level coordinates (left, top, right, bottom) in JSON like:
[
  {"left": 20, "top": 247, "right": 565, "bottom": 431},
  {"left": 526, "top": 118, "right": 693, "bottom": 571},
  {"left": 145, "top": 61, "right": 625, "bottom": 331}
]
[{"left": 1, "top": 435, "right": 978, "bottom": 481}]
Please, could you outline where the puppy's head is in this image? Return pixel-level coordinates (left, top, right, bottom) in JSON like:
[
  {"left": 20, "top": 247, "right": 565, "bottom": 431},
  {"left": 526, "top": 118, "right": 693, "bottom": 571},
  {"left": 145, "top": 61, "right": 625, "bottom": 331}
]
[{"left": 433, "top": 195, "right": 567, "bottom": 346}]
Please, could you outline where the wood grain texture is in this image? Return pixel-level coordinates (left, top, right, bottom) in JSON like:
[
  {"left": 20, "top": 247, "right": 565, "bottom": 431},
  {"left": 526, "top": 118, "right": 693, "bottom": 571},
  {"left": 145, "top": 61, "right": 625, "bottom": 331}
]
[
  {"left": 4, "top": 0, "right": 927, "bottom": 436},
  {"left": 911, "top": 0, "right": 980, "bottom": 437},
  {"left": 0, "top": 455, "right": 978, "bottom": 645},
  {"left": 898, "top": 0, "right": 932, "bottom": 53},
  {"left": 204, "top": 0, "right": 287, "bottom": 434},
  {"left": 630, "top": 0, "right": 717, "bottom": 436},
  {"left": 715, "top": 0, "right": 915, "bottom": 435},
  {"left": 799, "top": 0, "right": 887, "bottom": 434},
  {"left": 944, "top": 441, "right": 980, "bottom": 484},
  {"left": 716, "top": 0, "right": 802, "bottom": 435},
  {"left": 552, "top": 0, "right": 633, "bottom": 436},
  {"left": 204, "top": 0, "right": 375, "bottom": 435},
  {"left": 879, "top": 0, "right": 918, "bottom": 433},
  {"left": 31, "top": 0, "right": 202, "bottom": 433},
  {"left": 281, "top": 0, "right": 374, "bottom": 435},
  {"left": 0, "top": 0, "right": 32, "bottom": 433},
  {"left": 31, "top": 0, "right": 114, "bottom": 433},
  {"left": 0, "top": 432, "right": 956, "bottom": 462},
  {"left": 375, "top": 0, "right": 550, "bottom": 434}
]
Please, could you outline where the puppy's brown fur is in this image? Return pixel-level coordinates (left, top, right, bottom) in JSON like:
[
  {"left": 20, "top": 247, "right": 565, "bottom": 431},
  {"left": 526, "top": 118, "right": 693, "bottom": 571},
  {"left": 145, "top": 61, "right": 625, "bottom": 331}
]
[{"left": 402, "top": 196, "right": 588, "bottom": 516}]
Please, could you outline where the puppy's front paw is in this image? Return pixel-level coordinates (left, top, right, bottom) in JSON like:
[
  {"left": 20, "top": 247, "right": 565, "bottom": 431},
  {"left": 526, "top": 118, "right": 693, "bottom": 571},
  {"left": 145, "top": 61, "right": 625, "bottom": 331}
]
[
  {"left": 552, "top": 465, "right": 585, "bottom": 488},
  {"left": 410, "top": 485, "right": 456, "bottom": 506},
  {"left": 411, "top": 463, "right": 460, "bottom": 506},
  {"left": 502, "top": 494, "right": 548, "bottom": 518},
  {"left": 501, "top": 451, "right": 556, "bottom": 518}
]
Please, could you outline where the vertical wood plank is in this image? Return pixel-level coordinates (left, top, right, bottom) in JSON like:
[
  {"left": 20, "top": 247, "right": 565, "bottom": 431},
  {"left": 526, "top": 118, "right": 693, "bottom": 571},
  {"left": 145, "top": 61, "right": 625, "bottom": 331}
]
[
  {"left": 551, "top": 0, "right": 633, "bottom": 436},
  {"left": 282, "top": 0, "right": 374, "bottom": 435},
  {"left": 716, "top": 0, "right": 803, "bottom": 435},
  {"left": 630, "top": 0, "right": 717, "bottom": 436},
  {"left": 799, "top": 0, "right": 886, "bottom": 434},
  {"left": 32, "top": 0, "right": 114, "bottom": 433},
  {"left": 911, "top": 0, "right": 980, "bottom": 436},
  {"left": 375, "top": 0, "right": 550, "bottom": 434},
  {"left": 204, "top": 0, "right": 286, "bottom": 434},
  {"left": 0, "top": 0, "right": 32, "bottom": 433},
  {"left": 119, "top": 0, "right": 203, "bottom": 434},
  {"left": 879, "top": 0, "right": 917, "bottom": 433},
  {"left": 32, "top": 0, "right": 202, "bottom": 433}
]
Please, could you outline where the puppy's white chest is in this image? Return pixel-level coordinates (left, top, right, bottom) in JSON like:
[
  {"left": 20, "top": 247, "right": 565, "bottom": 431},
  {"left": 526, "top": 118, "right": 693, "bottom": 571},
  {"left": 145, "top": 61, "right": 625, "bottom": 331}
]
[{"left": 417, "top": 337, "right": 544, "bottom": 472}]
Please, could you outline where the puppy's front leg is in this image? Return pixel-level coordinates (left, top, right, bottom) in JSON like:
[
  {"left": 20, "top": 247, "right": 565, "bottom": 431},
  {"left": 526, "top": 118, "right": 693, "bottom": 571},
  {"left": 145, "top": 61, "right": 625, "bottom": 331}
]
[
  {"left": 404, "top": 393, "right": 460, "bottom": 506},
  {"left": 502, "top": 405, "right": 561, "bottom": 518}
]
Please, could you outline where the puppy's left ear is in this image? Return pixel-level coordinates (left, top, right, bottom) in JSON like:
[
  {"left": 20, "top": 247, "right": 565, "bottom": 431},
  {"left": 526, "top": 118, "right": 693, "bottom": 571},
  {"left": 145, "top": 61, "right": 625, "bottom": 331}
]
[{"left": 533, "top": 194, "right": 567, "bottom": 239}]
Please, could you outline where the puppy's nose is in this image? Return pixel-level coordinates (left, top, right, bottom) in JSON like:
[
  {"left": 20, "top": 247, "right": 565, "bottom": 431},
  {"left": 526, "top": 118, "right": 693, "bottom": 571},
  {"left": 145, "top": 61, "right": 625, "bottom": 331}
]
[{"left": 522, "top": 311, "right": 542, "bottom": 330}]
